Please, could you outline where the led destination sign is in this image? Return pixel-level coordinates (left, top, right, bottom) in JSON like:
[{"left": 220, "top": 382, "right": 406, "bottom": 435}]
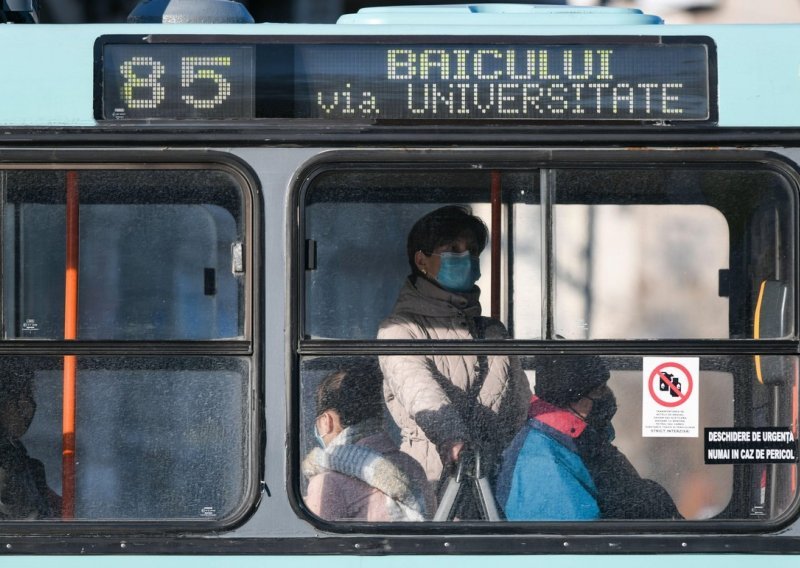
[{"left": 99, "top": 39, "right": 713, "bottom": 122}]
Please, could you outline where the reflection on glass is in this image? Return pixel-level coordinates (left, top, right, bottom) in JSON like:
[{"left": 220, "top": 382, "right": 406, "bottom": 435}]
[{"left": 511, "top": 200, "right": 542, "bottom": 339}]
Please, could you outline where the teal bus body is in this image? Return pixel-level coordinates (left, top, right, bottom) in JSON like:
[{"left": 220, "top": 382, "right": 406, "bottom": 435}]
[
  {"left": 0, "top": 22, "right": 799, "bottom": 127},
  {"left": 0, "top": 4, "right": 799, "bottom": 566}
]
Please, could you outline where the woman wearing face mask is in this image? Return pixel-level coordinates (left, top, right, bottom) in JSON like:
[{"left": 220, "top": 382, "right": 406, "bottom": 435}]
[
  {"left": 377, "top": 206, "right": 531, "bottom": 495},
  {"left": 303, "top": 363, "right": 432, "bottom": 521},
  {"left": 496, "top": 356, "right": 681, "bottom": 520}
]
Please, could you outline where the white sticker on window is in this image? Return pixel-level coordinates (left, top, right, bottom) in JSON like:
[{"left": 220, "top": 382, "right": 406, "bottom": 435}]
[{"left": 642, "top": 357, "right": 699, "bottom": 438}]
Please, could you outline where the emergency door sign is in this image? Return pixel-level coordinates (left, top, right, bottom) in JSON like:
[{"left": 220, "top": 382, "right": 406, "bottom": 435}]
[{"left": 642, "top": 357, "right": 699, "bottom": 438}]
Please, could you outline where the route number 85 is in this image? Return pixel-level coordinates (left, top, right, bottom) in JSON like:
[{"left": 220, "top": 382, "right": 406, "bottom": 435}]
[{"left": 119, "top": 56, "right": 233, "bottom": 110}]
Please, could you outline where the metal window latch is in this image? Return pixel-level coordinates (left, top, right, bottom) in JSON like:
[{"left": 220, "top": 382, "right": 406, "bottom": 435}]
[
  {"left": 231, "top": 242, "right": 245, "bottom": 275},
  {"left": 305, "top": 239, "right": 317, "bottom": 271}
]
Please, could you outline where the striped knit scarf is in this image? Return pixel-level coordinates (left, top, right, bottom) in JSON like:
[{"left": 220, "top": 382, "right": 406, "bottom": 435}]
[{"left": 302, "top": 418, "right": 428, "bottom": 522}]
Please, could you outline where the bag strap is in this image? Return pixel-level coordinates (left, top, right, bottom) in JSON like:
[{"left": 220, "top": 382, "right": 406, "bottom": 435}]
[{"left": 467, "top": 317, "right": 489, "bottom": 402}]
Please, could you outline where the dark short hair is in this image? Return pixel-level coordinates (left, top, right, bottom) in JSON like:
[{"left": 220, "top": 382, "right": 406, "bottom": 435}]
[
  {"left": 315, "top": 361, "right": 383, "bottom": 427},
  {"left": 533, "top": 356, "right": 610, "bottom": 407},
  {"left": 406, "top": 205, "right": 489, "bottom": 275}
]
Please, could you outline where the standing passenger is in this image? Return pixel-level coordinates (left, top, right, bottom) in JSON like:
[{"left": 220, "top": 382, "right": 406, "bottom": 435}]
[
  {"left": 378, "top": 206, "right": 531, "bottom": 490},
  {"left": 303, "top": 363, "right": 432, "bottom": 521}
]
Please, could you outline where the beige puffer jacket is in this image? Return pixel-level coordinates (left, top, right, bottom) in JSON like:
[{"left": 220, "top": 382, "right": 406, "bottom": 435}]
[{"left": 378, "top": 277, "right": 532, "bottom": 483}]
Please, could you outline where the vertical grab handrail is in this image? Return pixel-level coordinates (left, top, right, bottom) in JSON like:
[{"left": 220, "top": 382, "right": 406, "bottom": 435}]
[
  {"left": 490, "top": 171, "right": 501, "bottom": 321},
  {"left": 62, "top": 171, "right": 79, "bottom": 519}
]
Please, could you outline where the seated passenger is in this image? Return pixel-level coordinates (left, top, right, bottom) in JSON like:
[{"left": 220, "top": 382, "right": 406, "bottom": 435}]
[
  {"left": 303, "top": 364, "right": 432, "bottom": 521},
  {"left": 378, "top": 206, "right": 531, "bottom": 493},
  {"left": 497, "top": 357, "right": 680, "bottom": 520},
  {"left": 0, "top": 370, "right": 61, "bottom": 519}
]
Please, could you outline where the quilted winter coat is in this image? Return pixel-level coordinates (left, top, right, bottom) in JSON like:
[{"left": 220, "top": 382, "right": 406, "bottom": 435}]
[{"left": 377, "top": 276, "right": 531, "bottom": 483}]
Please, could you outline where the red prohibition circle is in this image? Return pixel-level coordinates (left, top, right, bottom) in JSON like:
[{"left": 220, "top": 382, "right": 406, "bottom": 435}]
[{"left": 648, "top": 362, "right": 693, "bottom": 408}]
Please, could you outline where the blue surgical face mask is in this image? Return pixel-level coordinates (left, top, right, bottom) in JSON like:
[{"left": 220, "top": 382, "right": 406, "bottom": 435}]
[
  {"left": 313, "top": 423, "right": 326, "bottom": 448},
  {"left": 435, "top": 250, "right": 480, "bottom": 293}
]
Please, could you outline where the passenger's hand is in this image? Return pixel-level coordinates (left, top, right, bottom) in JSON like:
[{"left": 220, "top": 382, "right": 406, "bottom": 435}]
[{"left": 440, "top": 440, "right": 465, "bottom": 468}]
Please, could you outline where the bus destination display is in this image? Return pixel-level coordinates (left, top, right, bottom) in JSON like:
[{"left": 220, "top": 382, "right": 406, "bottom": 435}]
[{"left": 100, "top": 40, "right": 712, "bottom": 122}]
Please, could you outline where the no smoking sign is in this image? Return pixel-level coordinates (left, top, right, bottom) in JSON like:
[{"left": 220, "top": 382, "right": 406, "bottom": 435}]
[{"left": 643, "top": 357, "right": 699, "bottom": 438}]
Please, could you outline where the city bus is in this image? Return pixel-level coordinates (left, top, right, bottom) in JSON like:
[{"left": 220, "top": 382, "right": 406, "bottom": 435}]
[{"left": 0, "top": 1, "right": 799, "bottom": 566}]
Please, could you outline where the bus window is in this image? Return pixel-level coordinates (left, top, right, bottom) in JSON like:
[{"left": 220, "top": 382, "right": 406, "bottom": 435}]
[
  {"left": 303, "top": 169, "right": 540, "bottom": 339},
  {"left": 302, "top": 165, "right": 795, "bottom": 341},
  {"left": 0, "top": 165, "right": 255, "bottom": 525},
  {"left": 603, "top": 358, "right": 734, "bottom": 520},
  {"left": 1, "top": 169, "right": 245, "bottom": 340},
  {"left": 552, "top": 168, "right": 796, "bottom": 340},
  {"left": 556, "top": 202, "right": 728, "bottom": 338},
  {"left": 299, "top": 353, "right": 798, "bottom": 523},
  {"left": 298, "top": 160, "right": 799, "bottom": 526},
  {"left": 10, "top": 356, "right": 251, "bottom": 520}
]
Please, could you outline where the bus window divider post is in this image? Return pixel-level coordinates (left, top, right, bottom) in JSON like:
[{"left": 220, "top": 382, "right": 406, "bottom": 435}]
[{"left": 491, "top": 171, "right": 502, "bottom": 322}]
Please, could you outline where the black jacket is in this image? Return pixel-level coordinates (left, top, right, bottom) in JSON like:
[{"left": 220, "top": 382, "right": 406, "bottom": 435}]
[{"left": 0, "top": 439, "right": 58, "bottom": 519}]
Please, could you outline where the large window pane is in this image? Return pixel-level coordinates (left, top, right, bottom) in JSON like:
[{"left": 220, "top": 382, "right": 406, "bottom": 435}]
[
  {"left": 556, "top": 203, "right": 729, "bottom": 338},
  {"left": 299, "top": 354, "right": 797, "bottom": 523},
  {"left": 15, "top": 356, "right": 251, "bottom": 521},
  {"left": 552, "top": 168, "right": 795, "bottom": 339},
  {"left": 303, "top": 170, "right": 537, "bottom": 339},
  {"left": 1, "top": 169, "right": 246, "bottom": 340},
  {"left": 304, "top": 165, "right": 796, "bottom": 341}
]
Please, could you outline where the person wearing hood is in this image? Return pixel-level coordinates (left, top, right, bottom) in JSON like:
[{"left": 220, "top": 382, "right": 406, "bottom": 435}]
[
  {"left": 303, "top": 363, "right": 432, "bottom": 522},
  {"left": 496, "top": 356, "right": 681, "bottom": 520},
  {"left": 377, "top": 205, "right": 531, "bottom": 492}
]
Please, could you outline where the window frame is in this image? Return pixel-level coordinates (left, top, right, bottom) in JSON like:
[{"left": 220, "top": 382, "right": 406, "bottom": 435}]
[
  {"left": 0, "top": 154, "right": 261, "bottom": 533},
  {"left": 292, "top": 148, "right": 800, "bottom": 534}
]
